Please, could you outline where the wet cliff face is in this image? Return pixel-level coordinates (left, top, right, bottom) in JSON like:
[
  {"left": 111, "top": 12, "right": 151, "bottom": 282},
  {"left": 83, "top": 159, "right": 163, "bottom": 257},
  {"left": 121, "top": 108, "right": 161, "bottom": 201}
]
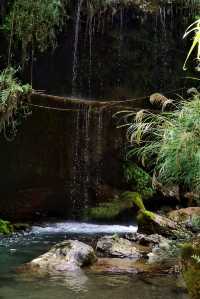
[
  {"left": 0, "top": 0, "right": 199, "bottom": 220},
  {"left": 0, "top": 103, "right": 126, "bottom": 221},
  {"left": 32, "top": 0, "right": 198, "bottom": 99}
]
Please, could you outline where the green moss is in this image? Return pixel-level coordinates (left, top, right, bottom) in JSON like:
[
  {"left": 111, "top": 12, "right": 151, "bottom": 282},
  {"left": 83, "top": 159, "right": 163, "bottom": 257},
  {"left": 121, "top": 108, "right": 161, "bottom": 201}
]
[
  {"left": 137, "top": 209, "right": 156, "bottom": 224},
  {"left": 123, "top": 162, "right": 155, "bottom": 200},
  {"left": 0, "top": 219, "right": 13, "bottom": 235},
  {"left": 86, "top": 191, "right": 146, "bottom": 221},
  {"left": 86, "top": 198, "right": 133, "bottom": 221},
  {"left": 121, "top": 191, "right": 145, "bottom": 210},
  {"left": 183, "top": 268, "right": 200, "bottom": 299}
]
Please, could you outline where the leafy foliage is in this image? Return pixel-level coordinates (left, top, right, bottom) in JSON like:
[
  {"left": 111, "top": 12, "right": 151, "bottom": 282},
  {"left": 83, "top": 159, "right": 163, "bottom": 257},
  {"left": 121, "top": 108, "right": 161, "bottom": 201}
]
[
  {"left": 191, "top": 215, "right": 200, "bottom": 232},
  {"left": 124, "top": 161, "right": 155, "bottom": 199},
  {"left": 192, "top": 254, "right": 200, "bottom": 264},
  {"left": 0, "top": 67, "right": 32, "bottom": 140},
  {"left": 3, "top": 0, "right": 68, "bottom": 63},
  {"left": 119, "top": 95, "right": 200, "bottom": 198}
]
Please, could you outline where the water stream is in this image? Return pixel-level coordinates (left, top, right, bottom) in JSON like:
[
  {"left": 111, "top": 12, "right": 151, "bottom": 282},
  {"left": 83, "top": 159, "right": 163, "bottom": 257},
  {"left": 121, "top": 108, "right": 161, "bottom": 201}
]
[{"left": 0, "top": 222, "right": 189, "bottom": 299}]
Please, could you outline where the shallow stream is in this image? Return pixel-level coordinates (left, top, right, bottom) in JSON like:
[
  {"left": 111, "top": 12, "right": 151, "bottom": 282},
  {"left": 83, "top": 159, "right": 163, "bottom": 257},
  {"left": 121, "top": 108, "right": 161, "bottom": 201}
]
[{"left": 0, "top": 222, "right": 189, "bottom": 299}]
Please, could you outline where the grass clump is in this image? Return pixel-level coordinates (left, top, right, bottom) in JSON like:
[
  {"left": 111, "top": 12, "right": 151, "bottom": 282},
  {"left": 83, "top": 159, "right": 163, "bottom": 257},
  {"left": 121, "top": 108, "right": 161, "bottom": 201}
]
[{"left": 119, "top": 95, "right": 200, "bottom": 201}]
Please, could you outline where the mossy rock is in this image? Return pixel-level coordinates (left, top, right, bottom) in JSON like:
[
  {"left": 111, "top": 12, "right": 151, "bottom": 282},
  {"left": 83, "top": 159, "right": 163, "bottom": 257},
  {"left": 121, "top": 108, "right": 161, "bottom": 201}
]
[
  {"left": 86, "top": 199, "right": 133, "bottom": 221},
  {"left": 0, "top": 219, "right": 13, "bottom": 235},
  {"left": 137, "top": 209, "right": 188, "bottom": 237},
  {"left": 85, "top": 192, "right": 144, "bottom": 221}
]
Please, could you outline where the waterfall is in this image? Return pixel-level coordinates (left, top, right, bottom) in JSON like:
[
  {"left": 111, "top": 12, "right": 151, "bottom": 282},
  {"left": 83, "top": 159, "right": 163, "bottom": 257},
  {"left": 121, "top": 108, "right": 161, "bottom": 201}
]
[
  {"left": 69, "top": 104, "right": 91, "bottom": 210},
  {"left": 72, "top": 0, "right": 84, "bottom": 95},
  {"left": 117, "top": 8, "right": 124, "bottom": 87},
  {"left": 95, "top": 109, "right": 103, "bottom": 185},
  {"left": 70, "top": 108, "right": 81, "bottom": 209},
  {"left": 82, "top": 106, "right": 90, "bottom": 207},
  {"left": 88, "top": 13, "right": 94, "bottom": 98}
]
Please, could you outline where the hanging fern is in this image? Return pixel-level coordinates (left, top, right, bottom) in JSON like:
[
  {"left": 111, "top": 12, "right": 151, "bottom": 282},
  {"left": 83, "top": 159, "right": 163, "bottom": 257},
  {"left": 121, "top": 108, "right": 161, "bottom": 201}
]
[
  {"left": 0, "top": 67, "right": 32, "bottom": 141},
  {"left": 3, "top": 0, "right": 68, "bottom": 64}
]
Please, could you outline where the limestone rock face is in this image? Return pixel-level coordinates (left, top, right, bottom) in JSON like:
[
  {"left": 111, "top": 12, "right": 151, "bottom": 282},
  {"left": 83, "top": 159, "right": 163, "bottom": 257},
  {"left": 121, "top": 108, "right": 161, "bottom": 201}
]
[
  {"left": 24, "top": 240, "right": 97, "bottom": 274},
  {"left": 96, "top": 236, "right": 142, "bottom": 258}
]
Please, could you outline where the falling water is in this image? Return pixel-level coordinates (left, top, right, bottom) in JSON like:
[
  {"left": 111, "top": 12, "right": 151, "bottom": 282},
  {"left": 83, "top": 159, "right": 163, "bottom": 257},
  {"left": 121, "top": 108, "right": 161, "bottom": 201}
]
[
  {"left": 88, "top": 14, "right": 94, "bottom": 97},
  {"left": 70, "top": 104, "right": 91, "bottom": 210},
  {"left": 70, "top": 108, "right": 81, "bottom": 209},
  {"left": 95, "top": 109, "right": 103, "bottom": 185},
  {"left": 117, "top": 8, "right": 124, "bottom": 87},
  {"left": 72, "top": 0, "right": 84, "bottom": 95},
  {"left": 82, "top": 106, "right": 90, "bottom": 207}
]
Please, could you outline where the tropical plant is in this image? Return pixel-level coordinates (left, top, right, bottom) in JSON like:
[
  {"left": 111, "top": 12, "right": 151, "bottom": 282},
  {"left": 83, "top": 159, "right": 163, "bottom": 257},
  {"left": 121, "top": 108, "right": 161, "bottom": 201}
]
[{"left": 183, "top": 18, "right": 200, "bottom": 70}]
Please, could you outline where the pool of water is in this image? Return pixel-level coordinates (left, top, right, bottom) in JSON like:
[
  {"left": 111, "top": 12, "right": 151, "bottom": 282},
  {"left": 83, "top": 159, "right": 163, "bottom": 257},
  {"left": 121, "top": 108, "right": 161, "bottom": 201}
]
[{"left": 0, "top": 222, "right": 189, "bottom": 299}]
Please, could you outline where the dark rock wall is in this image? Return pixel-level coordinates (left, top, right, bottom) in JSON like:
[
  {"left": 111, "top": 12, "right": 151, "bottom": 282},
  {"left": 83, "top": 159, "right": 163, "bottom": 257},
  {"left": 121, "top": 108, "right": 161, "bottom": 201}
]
[{"left": 0, "top": 104, "right": 126, "bottom": 220}]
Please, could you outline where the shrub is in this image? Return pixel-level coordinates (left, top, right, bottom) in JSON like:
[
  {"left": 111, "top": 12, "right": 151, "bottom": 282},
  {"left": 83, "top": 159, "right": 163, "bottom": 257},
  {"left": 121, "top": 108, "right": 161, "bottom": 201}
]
[
  {"left": 0, "top": 219, "right": 13, "bottom": 235},
  {"left": 123, "top": 161, "right": 155, "bottom": 199}
]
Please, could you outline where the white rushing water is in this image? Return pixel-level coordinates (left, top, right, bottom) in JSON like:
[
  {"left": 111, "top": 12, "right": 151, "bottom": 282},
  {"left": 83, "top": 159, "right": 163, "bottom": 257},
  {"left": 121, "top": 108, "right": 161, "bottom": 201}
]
[{"left": 31, "top": 222, "right": 137, "bottom": 235}]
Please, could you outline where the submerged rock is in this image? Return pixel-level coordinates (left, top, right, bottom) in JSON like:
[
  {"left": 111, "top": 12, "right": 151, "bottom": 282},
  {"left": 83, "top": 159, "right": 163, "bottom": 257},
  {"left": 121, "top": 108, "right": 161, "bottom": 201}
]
[
  {"left": 96, "top": 235, "right": 143, "bottom": 258},
  {"left": 21, "top": 240, "right": 97, "bottom": 274},
  {"left": 91, "top": 258, "right": 150, "bottom": 274}
]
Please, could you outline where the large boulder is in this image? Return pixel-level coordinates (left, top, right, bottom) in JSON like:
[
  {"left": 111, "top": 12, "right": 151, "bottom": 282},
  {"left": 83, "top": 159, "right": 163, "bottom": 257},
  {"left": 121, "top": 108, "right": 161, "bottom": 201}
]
[
  {"left": 137, "top": 209, "right": 191, "bottom": 238},
  {"left": 96, "top": 235, "right": 143, "bottom": 258},
  {"left": 21, "top": 240, "right": 97, "bottom": 274}
]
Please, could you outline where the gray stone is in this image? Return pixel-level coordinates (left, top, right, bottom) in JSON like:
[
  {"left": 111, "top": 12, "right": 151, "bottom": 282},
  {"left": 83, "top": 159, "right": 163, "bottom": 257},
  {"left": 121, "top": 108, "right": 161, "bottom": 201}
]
[
  {"left": 96, "top": 235, "right": 141, "bottom": 258},
  {"left": 24, "top": 240, "right": 97, "bottom": 274},
  {"left": 125, "top": 233, "right": 167, "bottom": 247}
]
